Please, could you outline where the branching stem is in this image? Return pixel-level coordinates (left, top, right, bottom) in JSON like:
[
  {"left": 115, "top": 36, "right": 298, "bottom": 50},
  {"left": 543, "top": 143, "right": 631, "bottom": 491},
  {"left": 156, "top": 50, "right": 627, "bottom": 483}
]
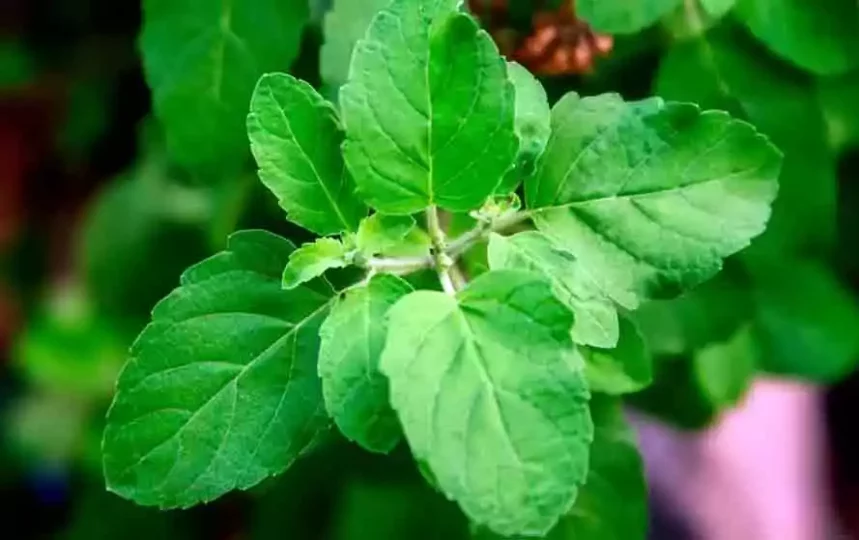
[{"left": 364, "top": 208, "right": 533, "bottom": 280}]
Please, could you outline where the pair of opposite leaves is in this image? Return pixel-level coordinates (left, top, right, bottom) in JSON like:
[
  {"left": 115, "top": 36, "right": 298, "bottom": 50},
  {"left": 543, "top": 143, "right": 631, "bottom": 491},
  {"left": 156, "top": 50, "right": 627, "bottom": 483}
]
[{"left": 104, "top": 0, "right": 781, "bottom": 536}]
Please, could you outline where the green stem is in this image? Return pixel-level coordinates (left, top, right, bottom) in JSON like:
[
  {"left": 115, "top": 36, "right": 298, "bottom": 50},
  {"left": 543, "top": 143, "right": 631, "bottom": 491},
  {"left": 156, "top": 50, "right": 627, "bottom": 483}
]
[
  {"left": 365, "top": 208, "right": 534, "bottom": 277},
  {"left": 426, "top": 206, "right": 457, "bottom": 294}
]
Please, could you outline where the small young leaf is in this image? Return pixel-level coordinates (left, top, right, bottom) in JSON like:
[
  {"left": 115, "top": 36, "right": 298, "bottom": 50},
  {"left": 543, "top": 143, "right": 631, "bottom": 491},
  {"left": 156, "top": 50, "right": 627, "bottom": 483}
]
[
  {"left": 578, "top": 0, "right": 682, "bottom": 34},
  {"left": 282, "top": 238, "right": 348, "bottom": 291},
  {"left": 103, "top": 230, "right": 333, "bottom": 508},
  {"left": 381, "top": 270, "right": 593, "bottom": 536},
  {"left": 496, "top": 62, "right": 552, "bottom": 194},
  {"left": 340, "top": 0, "right": 519, "bottom": 214},
  {"left": 248, "top": 73, "right": 367, "bottom": 236},
  {"left": 734, "top": 0, "right": 859, "bottom": 76},
  {"left": 581, "top": 317, "right": 652, "bottom": 395},
  {"left": 487, "top": 232, "right": 618, "bottom": 348},
  {"left": 527, "top": 93, "right": 780, "bottom": 308},
  {"left": 320, "top": 0, "right": 390, "bottom": 89},
  {"left": 356, "top": 214, "right": 417, "bottom": 256},
  {"left": 318, "top": 274, "right": 413, "bottom": 453},
  {"left": 141, "top": 0, "right": 308, "bottom": 169}
]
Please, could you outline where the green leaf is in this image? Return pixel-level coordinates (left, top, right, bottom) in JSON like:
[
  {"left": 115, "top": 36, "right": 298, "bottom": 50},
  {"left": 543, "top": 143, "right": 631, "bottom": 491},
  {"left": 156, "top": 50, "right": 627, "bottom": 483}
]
[
  {"left": 473, "top": 396, "right": 647, "bottom": 540},
  {"left": 753, "top": 260, "right": 859, "bottom": 383},
  {"left": 526, "top": 92, "right": 780, "bottom": 308},
  {"left": 102, "top": 230, "right": 333, "bottom": 508},
  {"left": 380, "top": 270, "right": 593, "bottom": 536},
  {"left": 321, "top": 0, "right": 390, "bottom": 89},
  {"left": 581, "top": 317, "right": 652, "bottom": 395},
  {"left": 551, "top": 396, "right": 647, "bottom": 540},
  {"left": 734, "top": 0, "right": 859, "bottom": 76},
  {"left": 496, "top": 62, "right": 552, "bottom": 194},
  {"left": 340, "top": 0, "right": 519, "bottom": 214},
  {"left": 655, "top": 26, "right": 837, "bottom": 253},
  {"left": 141, "top": 0, "right": 308, "bottom": 169},
  {"left": 355, "top": 214, "right": 417, "bottom": 256},
  {"left": 248, "top": 73, "right": 367, "bottom": 235},
  {"left": 318, "top": 274, "right": 413, "bottom": 453},
  {"left": 693, "top": 323, "right": 757, "bottom": 407},
  {"left": 282, "top": 238, "right": 348, "bottom": 291},
  {"left": 578, "top": 0, "right": 683, "bottom": 34},
  {"left": 487, "top": 232, "right": 618, "bottom": 348}
]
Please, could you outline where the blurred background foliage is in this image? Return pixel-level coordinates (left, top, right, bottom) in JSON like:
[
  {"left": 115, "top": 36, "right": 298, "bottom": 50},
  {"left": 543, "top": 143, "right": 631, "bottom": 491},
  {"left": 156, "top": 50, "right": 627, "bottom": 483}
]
[{"left": 2, "top": 0, "right": 859, "bottom": 538}]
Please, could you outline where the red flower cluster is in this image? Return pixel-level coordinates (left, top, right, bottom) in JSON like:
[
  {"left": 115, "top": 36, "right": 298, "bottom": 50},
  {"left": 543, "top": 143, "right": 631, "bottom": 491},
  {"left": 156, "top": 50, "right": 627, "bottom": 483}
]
[{"left": 469, "top": 0, "right": 613, "bottom": 75}]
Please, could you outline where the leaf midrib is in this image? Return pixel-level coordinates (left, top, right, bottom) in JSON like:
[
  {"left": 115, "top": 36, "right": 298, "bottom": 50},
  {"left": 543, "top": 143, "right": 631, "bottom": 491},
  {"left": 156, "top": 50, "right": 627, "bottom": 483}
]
[
  {"left": 264, "top": 82, "right": 354, "bottom": 231},
  {"left": 112, "top": 296, "right": 335, "bottom": 492}
]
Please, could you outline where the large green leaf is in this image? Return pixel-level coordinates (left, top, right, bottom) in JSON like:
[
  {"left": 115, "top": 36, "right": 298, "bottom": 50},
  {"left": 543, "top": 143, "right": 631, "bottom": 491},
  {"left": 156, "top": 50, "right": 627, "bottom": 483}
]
[
  {"left": 141, "top": 0, "right": 308, "bottom": 169},
  {"left": 318, "top": 274, "right": 412, "bottom": 453},
  {"left": 475, "top": 397, "right": 647, "bottom": 540},
  {"left": 340, "top": 0, "right": 519, "bottom": 214},
  {"left": 380, "top": 270, "right": 593, "bottom": 536},
  {"left": 320, "top": 0, "right": 390, "bottom": 89},
  {"left": 580, "top": 317, "right": 652, "bottom": 395},
  {"left": 526, "top": 92, "right": 780, "bottom": 308},
  {"left": 656, "top": 25, "right": 837, "bottom": 253},
  {"left": 734, "top": 0, "right": 859, "bottom": 75},
  {"left": 248, "top": 73, "right": 367, "bottom": 235},
  {"left": 103, "top": 230, "right": 333, "bottom": 508},
  {"left": 487, "top": 232, "right": 618, "bottom": 348},
  {"left": 578, "top": 0, "right": 682, "bottom": 34}
]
